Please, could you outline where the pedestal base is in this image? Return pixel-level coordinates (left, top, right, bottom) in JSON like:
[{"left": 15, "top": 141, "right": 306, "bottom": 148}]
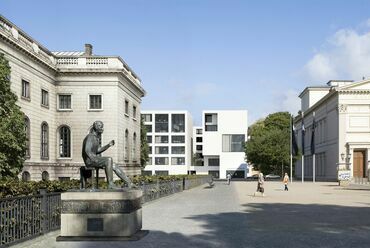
[
  {"left": 56, "top": 230, "right": 149, "bottom": 241},
  {"left": 57, "top": 189, "right": 143, "bottom": 241}
]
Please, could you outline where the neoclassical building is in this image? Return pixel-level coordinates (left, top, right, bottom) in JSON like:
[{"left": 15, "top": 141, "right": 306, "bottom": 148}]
[
  {"left": 295, "top": 79, "right": 370, "bottom": 182},
  {"left": 0, "top": 15, "right": 146, "bottom": 181}
]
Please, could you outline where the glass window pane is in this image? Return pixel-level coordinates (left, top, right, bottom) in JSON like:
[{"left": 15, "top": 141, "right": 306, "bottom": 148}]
[
  {"left": 172, "top": 135, "right": 185, "bottom": 143},
  {"left": 171, "top": 146, "right": 185, "bottom": 154},
  {"left": 172, "top": 114, "right": 185, "bottom": 132},
  {"left": 155, "top": 114, "right": 168, "bottom": 132}
]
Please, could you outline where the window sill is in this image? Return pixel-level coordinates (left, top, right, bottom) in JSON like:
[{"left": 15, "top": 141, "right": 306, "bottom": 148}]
[
  {"left": 88, "top": 109, "right": 104, "bottom": 112},
  {"left": 41, "top": 157, "right": 49, "bottom": 160},
  {"left": 21, "top": 96, "right": 31, "bottom": 102},
  {"left": 41, "top": 104, "right": 49, "bottom": 109},
  {"left": 57, "top": 157, "right": 72, "bottom": 160},
  {"left": 124, "top": 113, "right": 129, "bottom": 118},
  {"left": 58, "top": 109, "right": 73, "bottom": 112},
  {"left": 133, "top": 118, "right": 137, "bottom": 121}
]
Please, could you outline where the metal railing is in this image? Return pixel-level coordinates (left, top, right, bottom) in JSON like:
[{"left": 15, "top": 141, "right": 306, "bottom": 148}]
[{"left": 0, "top": 176, "right": 210, "bottom": 247}]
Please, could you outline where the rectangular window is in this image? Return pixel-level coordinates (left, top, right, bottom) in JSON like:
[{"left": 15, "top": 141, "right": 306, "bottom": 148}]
[
  {"left": 196, "top": 145, "right": 203, "bottom": 151},
  {"left": 147, "top": 136, "right": 152, "bottom": 144},
  {"left": 171, "top": 157, "right": 185, "bottom": 165},
  {"left": 41, "top": 89, "right": 48, "bottom": 107},
  {"left": 222, "top": 134, "right": 245, "bottom": 152},
  {"left": 125, "top": 100, "right": 129, "bottom": 115},
  {"left": 22, "top": 80, "right": 30, "bottom": 99},
  {"left": 172, "top": 114, "right": 185, "bottom": 132},
  {"left": 196, "top": 137, "right": 203, "bottom": 143},
  {"left": 155, "top": 114, "right": 168, "bottom": 133},
  {"left": 196, "top": 129, "right": 203, "bottom": 134},
  {"left": 155, "top": 135, "right": 169, "bottom": 144},
  {"left": 155, "top": 146, "right": 169, "bottom": 154},
  {"left": 133, "top": 106, "right": 137, "bottom": 119},
  {"left": 205, "top": 114, "right": 217, "bottom": 131},
  {"left": 89, "top": 95, "right": 102, "bottom": 110},
  {"left": 142, "top": 114, "right": 152, "bottom": 122},
  {"left": 144, "top": 125, "right": 152, "bottom": 133},
  {"left": 155, "top": 170, "right": 169, "bottom": 175},
  {"left": 58, "top": 94, "right": 71, "bottom": 110},
  {"left": 208, "top": 158, "right": 220, "bottom": 166},
  {"left": 171, "top": 146, "right": 185, "bottom": 154},
  {"left": 172, "top": 135, "right": 185, "bottom": 143},
  {"left": 155, "top": 157, "right": 169, "bottom": 165}
]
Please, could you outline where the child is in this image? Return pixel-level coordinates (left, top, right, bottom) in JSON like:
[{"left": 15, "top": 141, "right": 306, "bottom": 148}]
[{"left": 283, "top": 173, "right": 289, "bottom": 191}]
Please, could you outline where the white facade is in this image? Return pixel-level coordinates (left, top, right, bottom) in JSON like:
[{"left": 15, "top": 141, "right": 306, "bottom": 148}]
[
  {"left": 295, "top": 79, "right": 370, "bottom": 181},
  {"left": 190, "top": 110, "right": 249, "bottom": 179},
  {"left": 141, "top": 110, "right": 193, "bottom": 175},
  {"left": 0, "top": 15, "right": 145, "bottom": 180}
]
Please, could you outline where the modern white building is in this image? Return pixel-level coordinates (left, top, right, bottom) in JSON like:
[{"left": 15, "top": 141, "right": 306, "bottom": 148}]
[
  {"left": 0, "top": 15, "right": 145, "bottom": 181},
  {"left": 294, "top": 79, "right": 370, "bottom": 182},
  {"left": 141, "top": 110, "right": 193, "bottom": 175}
]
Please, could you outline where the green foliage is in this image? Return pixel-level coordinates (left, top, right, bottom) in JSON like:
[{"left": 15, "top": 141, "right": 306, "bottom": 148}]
[
  {"left": 0, "top": 54, "right": 26, "bottom": 179},
  {"left": 140, "top": 117, "right": 149, "bottom": 169},
  {"left": 245, "top": 112, "right": 292, "bottom": 175},
  {"left": 0, "top": 174, "right": 205, "bottom": 198}
]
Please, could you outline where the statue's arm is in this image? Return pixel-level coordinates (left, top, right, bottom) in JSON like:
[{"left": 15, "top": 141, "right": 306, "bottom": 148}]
[{"left": 97, "top": 140, "right": 114, "bottom": 154}]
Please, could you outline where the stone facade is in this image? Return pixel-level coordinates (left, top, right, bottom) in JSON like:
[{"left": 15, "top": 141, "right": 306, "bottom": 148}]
[
  {"left": 295, "top": 80, "right": 370, "bottom": 181},
  {"left": 0, "top": 15, "right": 145, "bottom": 181}
]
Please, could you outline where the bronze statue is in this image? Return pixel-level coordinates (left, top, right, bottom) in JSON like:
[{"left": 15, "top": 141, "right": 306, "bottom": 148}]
[{"left": 82, "top": 121, "right": 133, "bottom": 189}]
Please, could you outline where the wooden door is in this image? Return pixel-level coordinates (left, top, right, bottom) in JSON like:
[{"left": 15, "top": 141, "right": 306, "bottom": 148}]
[{"left": 353, "top": 150, "right": 365, "bottom": 178}]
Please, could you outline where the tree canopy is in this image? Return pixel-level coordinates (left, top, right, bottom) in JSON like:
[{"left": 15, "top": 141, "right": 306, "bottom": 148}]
[
  {"left": 245, "top": 112, "right": 292, "bottom": 175},
  {"left": 0, "top": 54, "right": 27, "bottom": 179}
]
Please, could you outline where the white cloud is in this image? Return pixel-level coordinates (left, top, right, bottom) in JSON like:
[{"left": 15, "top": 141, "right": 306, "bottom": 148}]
[{"left": 304, "top": 25, "right": 370, "bottom": 82}]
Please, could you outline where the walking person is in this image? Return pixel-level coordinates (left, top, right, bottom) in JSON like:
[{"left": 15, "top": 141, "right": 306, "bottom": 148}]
[
  {"left": 283, "top": 173, "right": 289, "bottom": 191},
  {"left": 226, "top": 173, "right": 231, "bottom": 185},
  {"left": 254, "top": 172, "right": 265, "bottom": 196}
]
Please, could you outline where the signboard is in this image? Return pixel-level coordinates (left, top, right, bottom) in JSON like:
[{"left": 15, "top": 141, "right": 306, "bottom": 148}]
[{"left": 338, "top": 170, "right": 351, "bottom": 181}]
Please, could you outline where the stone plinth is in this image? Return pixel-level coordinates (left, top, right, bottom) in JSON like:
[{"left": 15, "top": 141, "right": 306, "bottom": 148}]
[{"left": 57, "top": 189, "right": 146, "bottom": 241}]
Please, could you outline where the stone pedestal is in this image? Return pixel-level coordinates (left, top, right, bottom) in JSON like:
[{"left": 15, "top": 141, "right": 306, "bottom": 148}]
[{"left": 57, "top": 189, "right": 147, "bottom": 241}]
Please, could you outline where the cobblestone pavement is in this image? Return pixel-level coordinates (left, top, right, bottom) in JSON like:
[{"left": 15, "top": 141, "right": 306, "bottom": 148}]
[{"left": 11, "top": 181, "right": 370, "bottom": 248}]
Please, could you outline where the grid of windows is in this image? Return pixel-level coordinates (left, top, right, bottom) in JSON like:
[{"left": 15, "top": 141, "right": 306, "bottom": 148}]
[
  {"left": 171, "top": 157, "right": 185, "bottom": 165},
  {"left": 222, "top": 134, "right": 245, "bottom": 152},
  {"left": 41, "top": 89, "right": 48, "bottom": 107},
  {"left": 142, "top": 114, "right": 152, "bottom": 122},
  {"left": 155, "top": 146, "right": 169, "bottom": 154},
  {"left": 155, "top": 114, "right": 168, "bottom": 133},
  {"left": 41, "top": 122, "right": 48, "bottom": 159},
  {"left": 22, "top": 80, "right": 30, "bottom": 99},
  {"left": 155, "top": 135, "right": 168, "bottom": 144},
  {"left": 171, "top": 146, "right": 185, "bottom": 154},
  {"left": 172, "top": 135, "right": 185, "bottom": 143},
  {"left": 155, "top": 157, "right": 169, "bottom": 165},
  {"left": 89, "top": 95, "right": 102, "bottom": 110},
  {"left": 58, "top": 95, "right": 71, "bottom": 110},
  {"left": 59, "top": 126, "right": 71, "bottom": 157}
]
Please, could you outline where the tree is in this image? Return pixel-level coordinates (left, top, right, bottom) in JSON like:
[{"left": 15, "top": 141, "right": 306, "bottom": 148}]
[
  {"left": 245, "top": 112, "right": 291, "bottom": 175},
  {"left": 140, "top": 117, "right": 149, "bottom": 170},
  {"left": 0, "top": 54, "right": 27, "bottom": 179}
]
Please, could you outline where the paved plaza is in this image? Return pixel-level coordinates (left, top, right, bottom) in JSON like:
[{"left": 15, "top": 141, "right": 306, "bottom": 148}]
[{"left": 12, "top": 181, "right": 370, "bottom": 248}]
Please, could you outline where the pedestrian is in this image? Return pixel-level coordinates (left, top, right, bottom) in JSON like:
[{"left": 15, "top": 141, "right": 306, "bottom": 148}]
[
  {"left": 283, "top": 173, "right": 289, "bottom": 191},
  {"left": 226, "top": 173, "right": 231, "bottom": 185},
  {"left": 254, "top": 172, "right": 265, "bottom": 196}
]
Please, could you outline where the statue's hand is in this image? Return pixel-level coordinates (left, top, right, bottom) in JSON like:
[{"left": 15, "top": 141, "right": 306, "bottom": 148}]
[{"left": 109, "top": 140, "right": 115, "bottom": 146}]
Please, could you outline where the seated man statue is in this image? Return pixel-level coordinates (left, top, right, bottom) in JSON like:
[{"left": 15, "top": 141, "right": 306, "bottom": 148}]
[{"left": 82, "top": 120, "right": 134, "bottom": 189}]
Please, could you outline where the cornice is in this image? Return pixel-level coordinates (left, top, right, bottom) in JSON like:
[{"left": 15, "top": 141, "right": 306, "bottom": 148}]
[{"left": 338, "top": 89, "right": 370, "bottom": 94}]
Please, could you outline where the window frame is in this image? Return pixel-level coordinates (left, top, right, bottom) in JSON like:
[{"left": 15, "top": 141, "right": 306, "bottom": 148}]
[
  {"left": 21, "top": 79, "right": 30, "bottom": 100},
  {"left": 57, "top": 94, "right": 72, "bottom": 111},
  {"left": 41, "top": 122, "right": 49, "bottom": 159},
  {"left": 59, "top": 125, "right": 71, "bottom": 158},
  {"left": 41, "top": 89, "right": 49, "bottom": 108},
  {"left": 88, "top": 94, "right": 103, "bottom": 111}
]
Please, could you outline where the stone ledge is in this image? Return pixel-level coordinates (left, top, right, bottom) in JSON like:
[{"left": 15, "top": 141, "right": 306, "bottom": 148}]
[{"left": 56, "top": 230, "right": 149, "bottom": 242}]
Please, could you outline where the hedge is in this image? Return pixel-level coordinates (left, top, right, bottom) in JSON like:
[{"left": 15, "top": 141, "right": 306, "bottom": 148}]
[{"left": 0, "top": 174, "right": 201, "bottom": 198}]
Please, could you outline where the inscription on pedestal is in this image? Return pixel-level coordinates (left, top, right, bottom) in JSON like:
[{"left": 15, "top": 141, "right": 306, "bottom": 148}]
[{"left": 87, "top": 218, "right": 104, "bottom": 232}]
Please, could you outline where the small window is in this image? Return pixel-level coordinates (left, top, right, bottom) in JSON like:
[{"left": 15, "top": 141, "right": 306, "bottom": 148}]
[
  {"left": 125, "top": 100, "right": 129, "bottom": 116},
  {"left": 171, "top": 157, "right": 185, "bottom": 165},
  {"left": 59, "top": 126, "right": 71, "bottom": 157},
  {"left": 148, "top": 146, "right": 152, "bottom": 154},
  {"left": 58, "top": 94, "right": 72, "bottom": 110},
  {"left": 155, "top": 157, "right": 169, "bottom": 165},
  {"left": 172, "top": 135, "right": 185, "bottom": 143},
  {"left": 58, "top": 177, "right": 70, "bottom": 182},
  {"left": 133, "top": 106, "right": 137, "bottom": 119},
  {"left": 196, "top": 145, "right": 203, "bottom": 151},
  {"left": 22, "top": 171, "right": 31, "bottom": 181},
  {"left": 205, "top": 113, "right": 218, "bottom": 131},
  {"left": 146, "top": 157, "right": 152, "bottom": 165},
  {"left": 196, "top": 137, "right": 203, "bottom": 143},
  {"left": 142, "top": 114, "right": 152, "bottom": 122},
  {"left": 155, "top": 146, "right": 169, "bottom": 154},
  {"left": 155, "top": 135, "right": 168, "bottom": 144},
  {"left": 42, "top": 171, "right": 49, "bottom": 181},
  {"left": 196, "top": 129, "right": 203, "bottom": 135},
  {"left": 22, "top": 80, "right": 30, "bottom": 99},
  {"left": 89, "top": 95, "right": 102, "bottom": 110},
  {"left": 41, "top": 122, "right": 49, "bottom": 159},
  {"left": 147, "top": 135, "right": 152, "bottom": 144},
  {"left": 171, "top": 146, "right": 185, "bottom": 154},
  {"left": 208, "top": 158, "right": 220, "bottom": 166},
  {"left": 41, "top": 89, "right": 49, "bottom": 107}
]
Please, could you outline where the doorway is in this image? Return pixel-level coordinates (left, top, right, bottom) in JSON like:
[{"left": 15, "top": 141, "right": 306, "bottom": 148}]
[{"left": 353, "top": 150, "right": 366, "bottom": 178}]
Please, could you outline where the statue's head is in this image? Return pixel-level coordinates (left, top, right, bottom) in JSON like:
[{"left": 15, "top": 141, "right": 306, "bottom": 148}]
[{"left": 92, "top": 121, "right": 104, "bottom": 134}]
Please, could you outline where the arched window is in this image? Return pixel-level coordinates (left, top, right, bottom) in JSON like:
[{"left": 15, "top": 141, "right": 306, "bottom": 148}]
[
  {"left": 21, "top": 171, "right": 31, "bottom": 181},
  {"left": 25, "top": 116, "right": 30, "bottom": 158},
  {"left": 125, "top": 129, "right": 129, "bottom": 161},
  {"left": 59, "top": 126, "right": 71, "bottom": 157},
  {"left": 41, "top": 122, "right": 49, "bottom": 159},
  {"left": 132, "top": 132, "right": 137, "bottom": 162},
  {"left": 42, "top": 171, "right": 49, "bottom": 181}
]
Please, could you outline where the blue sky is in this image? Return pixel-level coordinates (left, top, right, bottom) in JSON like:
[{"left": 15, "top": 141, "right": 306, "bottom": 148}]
[{"left": 2, "top": 0, "right": 370, "bottom": 124}]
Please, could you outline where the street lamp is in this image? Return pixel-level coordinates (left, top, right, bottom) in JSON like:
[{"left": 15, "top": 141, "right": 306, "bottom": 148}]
[{"left": 341, "top": 153, "right": 345, "bottom": 161}]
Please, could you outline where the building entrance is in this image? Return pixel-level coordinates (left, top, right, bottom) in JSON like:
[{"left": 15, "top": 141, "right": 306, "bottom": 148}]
[{"left": 353, "top": 150, "right": 366, "bottom": 178}]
